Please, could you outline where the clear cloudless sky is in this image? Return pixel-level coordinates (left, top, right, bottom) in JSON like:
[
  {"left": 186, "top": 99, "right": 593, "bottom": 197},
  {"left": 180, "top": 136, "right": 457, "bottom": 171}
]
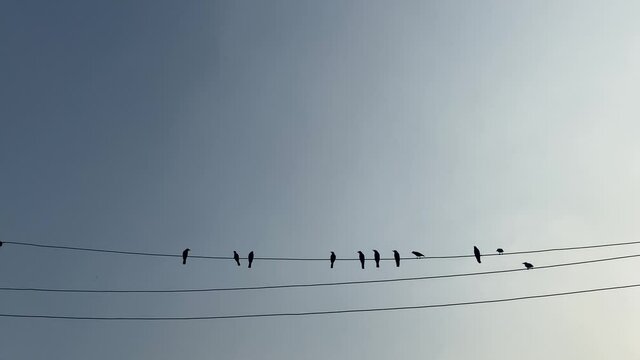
[{"left": 2, "top": 0, "right": 640, "bottom": 358}]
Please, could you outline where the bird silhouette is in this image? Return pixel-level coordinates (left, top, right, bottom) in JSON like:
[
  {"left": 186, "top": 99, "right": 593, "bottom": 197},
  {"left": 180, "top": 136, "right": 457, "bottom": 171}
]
[
  {"left": 412, "top": 251, "right": 425, "bottom": 258},
  {"left": 393, "top": 250, "right": 400, "bottom": 267},
  {"left": 0, "top": 241, "right": 3, "bottom": 246},
  {"left": 473, "top": 246, "right": 481, "bottom": 264},
  {"left": 357, "top": 251, "right": 365, "bottom": 269},
  {"left": 496, "top": 248, "right": 504, "bottom": 255},
  {"left": 233, "top": 251, "right": 240, "bottom": 266},
  {"left": 373, "top": 250, "right": 381, "bottom": 268},
  {"left": 330, "top": 251, "right": 336, "bottom": 268},
  {"left": 248, "top": 251, "right": 254, "bottom": 268},
  {"left": 523, "top": 262, "right": 534, "bottom": 270},
  {"left": 182, "top": 248, "right": 190, "bottom": 265}
]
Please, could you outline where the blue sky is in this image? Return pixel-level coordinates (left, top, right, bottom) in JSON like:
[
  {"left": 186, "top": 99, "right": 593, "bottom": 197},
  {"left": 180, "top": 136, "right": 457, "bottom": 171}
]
[{"left": 2, "top": 1, "right": 640, "bottom": 358}]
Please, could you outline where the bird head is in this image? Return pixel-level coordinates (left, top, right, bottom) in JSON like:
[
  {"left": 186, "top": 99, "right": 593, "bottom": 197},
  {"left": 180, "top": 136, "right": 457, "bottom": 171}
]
[
  {"left": 331, "top": 251, "right": 335, "bottom": 255},
  {"left": 185, "top": 248, "right": 191, "bottom": 252}
]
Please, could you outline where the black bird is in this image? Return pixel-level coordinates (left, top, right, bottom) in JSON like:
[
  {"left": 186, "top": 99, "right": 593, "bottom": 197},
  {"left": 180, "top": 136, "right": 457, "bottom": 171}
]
[
  {"left": 523, "top": 262, "right": 534, "bottom": 270},
  {"left": 412, "top": 251, "right": 425, "bottom": 258},
  {"left": 0, "top": 241, "right": 3, "bottom": 246},
  {"left": 248, "top": 251, "right": 254, "bottom": 268},
  {"left": 330, "top": 251, "right": 336, "bottom": 268},
  {"left": 373, "top": 250, "right": 381, "bottom": 268},
  {"left": 357, "top": 251, "right": 365, "bottom": 269},
  {"left": 233, "top": 251, "right": 240, "bottom": 266},
  {"left": 393, "top": 250, "right": 400, "bottom": 267},
  {"left": 182, "top": 248, "right": 190, "bottom": 265},
  {"left": 496, "top": 248, "right": 504, "bottom": 255},
  {"left": 473, "top": 246, "right": 481, "bottom": 264}
]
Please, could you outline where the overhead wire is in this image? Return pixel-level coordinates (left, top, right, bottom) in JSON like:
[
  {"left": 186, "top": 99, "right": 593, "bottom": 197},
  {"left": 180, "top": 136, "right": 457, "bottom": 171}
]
[
  {"left": 3, "top": 239, "right": 640, "bottom": 261},
  {"left": 1, "top": 252, "right": 639, "bottom": 293},
  {"left": 1, "top": 282, "right": 638, "bottom": 320}
]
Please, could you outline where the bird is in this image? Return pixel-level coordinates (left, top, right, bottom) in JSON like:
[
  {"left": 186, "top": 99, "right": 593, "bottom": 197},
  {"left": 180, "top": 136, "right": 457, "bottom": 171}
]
[
  {"left": 330, "top": 251, "right": 336, "bottom": 268},
  {"left": 393, "top": 250, "right": 400, "bottom": 267},
  {"left": 473, "top": 246, "right": 481, "bottom": 264},
  {"left": 357, "top": 251, "right": 365, "bottom": 269},
  {"left": 496, "top": 248, "right": 504, "bottom": 255},
  {"left": 248, "top": 251, "right": 254, "bottom": 268},
  {"left": 233, "top": 251, "right": 240, "bottom": 266},
  {"left": 373, "top": 250, "right": 381, "bottom": 268},
  {"left": 412, "top": 251, "right": 425, "bottom": 258},
  {"left": 0, "top": 241, "right": 3, "bottom": 246},
  {"left": 182, "top": 248, "right": 190, "bottom": 265},
  {"left": 523, "top": 262, "right": 534, "bottom": 270}
]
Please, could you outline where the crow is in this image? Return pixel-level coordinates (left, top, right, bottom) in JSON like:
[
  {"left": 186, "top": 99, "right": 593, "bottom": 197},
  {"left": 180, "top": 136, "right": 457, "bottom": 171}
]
[
  {"left": 412, "top": 251, "right": 425, "bottom": 258},
  {"left": 496, "top": 248, "right": 504, "bottom": 255},
  {"left": 523, "top": 262, "right": 534, "bottom": 270},
  {"left": 248, "top": 251, "right": 254, "bottom": 268},
  {"left": 373, "top": 250, "right": 381, "bottom": 268},
  {"left": 182, "top": 248, "right": 190, "bottom": 265},
  {"left": 233, "top": 251, "right": 240, "bottom": 266},
  {"left": 393, "top": 250, "right": 400, "bottom": 267},
  {"left": 357, "top": 251, "right": 365, "bottom": 269},
  {"left": 330, "top": 251, "right": 336, "bottom": 268},
  {"left": 473, "top": 246, "right": 481, "bottom": 264}
]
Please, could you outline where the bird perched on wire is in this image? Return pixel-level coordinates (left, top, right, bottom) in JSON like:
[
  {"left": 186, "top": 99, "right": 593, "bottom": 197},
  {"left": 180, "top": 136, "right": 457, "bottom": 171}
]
[
  {"left": 357, "top": 251, "right": 365, "bottom": 269},
  {"left": 0, "top": 241, "right": 3, "bottom": 246},
  {"left": 523, "top": 262, "right": 534, "bottom": 270},
  {"left": 373, "top": 250, "right": 381, "bottom": 268},
  {"left": 330, "top": 251, "right": 336, "bottom": 268},
  {"left": 233, "top": 251, "right": 240, "bottom": 266},
  {"left": 248, "top": 251, "right": 254, "bottom": 268},
  {"left": 393, "top": 250, "right": 400, "bottom": 267},
  {"left": 496, "top": 248, "right": 504, "bottom": 255},
  {"left": 412, "top": 251, "right": 425, "bottom": 259},
  {"left": 182, "top": 248, "right": 190, "bottom": 265},
  {"left": 473, "top": 246, "right": 481, "bottom": 264}
]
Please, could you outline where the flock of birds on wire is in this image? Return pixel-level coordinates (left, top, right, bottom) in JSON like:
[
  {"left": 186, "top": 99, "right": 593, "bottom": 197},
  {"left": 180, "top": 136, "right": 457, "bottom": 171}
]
[{"left": 181, "top": 246, "right": 536, "bottom": 270}]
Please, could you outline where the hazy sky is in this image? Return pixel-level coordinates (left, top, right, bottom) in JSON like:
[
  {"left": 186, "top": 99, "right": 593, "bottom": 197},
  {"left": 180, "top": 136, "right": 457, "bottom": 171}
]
[{"left": 2, "top": 1, "right": 640, "bottom": 358}]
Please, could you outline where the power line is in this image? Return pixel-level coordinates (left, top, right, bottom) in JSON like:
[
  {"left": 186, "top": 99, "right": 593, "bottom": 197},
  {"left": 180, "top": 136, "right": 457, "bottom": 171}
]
[
  {"left": 3, "top": 240, "right": 640, "bottom": 261},
  {"left": 0, "top": 282, "right": 638, "bottom": 321},
  {"left": 2, "top": 241, "right": 189, "bottom": 259},
  {"left": 2, "top": 253, "right": 639, "bottom": 293}
]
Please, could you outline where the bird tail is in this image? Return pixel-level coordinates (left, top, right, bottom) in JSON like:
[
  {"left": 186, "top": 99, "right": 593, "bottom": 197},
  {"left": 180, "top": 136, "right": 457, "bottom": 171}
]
[
  {"left": 183, "top": 259, "right": 186, "bottom": 265},
  {"left": 248, "top": 263, "right": 252, "bottom": 268},
  {"left": 331, "top": 263, "right": 334, "bottom": 268}
]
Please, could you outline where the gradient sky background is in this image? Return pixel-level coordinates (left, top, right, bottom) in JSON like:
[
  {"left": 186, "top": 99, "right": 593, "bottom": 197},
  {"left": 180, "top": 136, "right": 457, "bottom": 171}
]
[{"left": 2, "top": 1, "right": 640, "bottom": 358}]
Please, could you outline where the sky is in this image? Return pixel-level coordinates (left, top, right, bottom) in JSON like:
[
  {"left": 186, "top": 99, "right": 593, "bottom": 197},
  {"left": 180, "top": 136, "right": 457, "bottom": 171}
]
[{"left": 2, "top": 0, "right": 640, "bottom": 358}]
